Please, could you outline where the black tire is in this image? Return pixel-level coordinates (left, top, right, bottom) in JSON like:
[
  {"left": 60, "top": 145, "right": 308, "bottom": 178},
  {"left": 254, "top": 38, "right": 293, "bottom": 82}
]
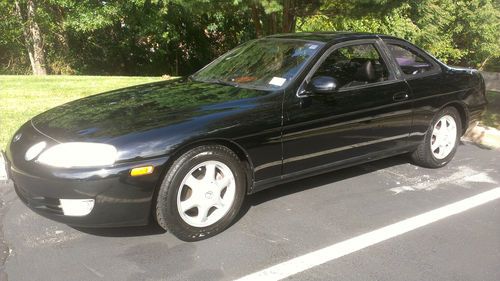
[
  {"left": 410, "top": 106, "right": 462, "bottom": 168},
  {"left": 155, "top": 145, "right": 246, "bottom": 241}
]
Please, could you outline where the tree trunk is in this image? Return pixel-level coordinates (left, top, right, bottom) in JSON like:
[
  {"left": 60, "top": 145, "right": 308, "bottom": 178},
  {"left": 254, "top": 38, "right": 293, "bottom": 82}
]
[
  {"left": 269, "top": 12, "right": 278, "bottom": 34},
  {"left": 250, "top": 3, "right": 263, "bottom": 37},
  {"left": 14, "top": 0, "right": 47, "bottom": 75},
  {"left": 478, "top": 55, "right": 491, "bottom": 71},
  {"left": 53, "top": 5, "right": 70, "bottom": 54},
  {"left": 282, "top": 0, "right": 296, "bottom": 33}
]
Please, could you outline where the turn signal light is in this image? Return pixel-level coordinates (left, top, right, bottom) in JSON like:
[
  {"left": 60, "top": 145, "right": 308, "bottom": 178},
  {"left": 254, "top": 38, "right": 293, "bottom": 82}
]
[{"left": 130, "top": 166, "right": 154, "bottom": 177}]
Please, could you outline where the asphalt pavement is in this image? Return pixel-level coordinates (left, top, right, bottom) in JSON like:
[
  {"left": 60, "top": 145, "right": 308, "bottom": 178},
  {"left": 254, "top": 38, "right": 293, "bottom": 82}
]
[{"left": 0, "top": 143, "right": 499, "bottom": 281}]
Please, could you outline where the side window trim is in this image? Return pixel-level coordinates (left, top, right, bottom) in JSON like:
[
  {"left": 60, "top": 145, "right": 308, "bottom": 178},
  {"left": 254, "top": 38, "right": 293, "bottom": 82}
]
[
  {"left": 381, "top": 39, "right": 442, "bottom": 79},
  {"left": 297, "top": 39, "right": 398, "bottom": 97},
  {"left": 375, "top": 39, "right": 404, "bottom": 79}
]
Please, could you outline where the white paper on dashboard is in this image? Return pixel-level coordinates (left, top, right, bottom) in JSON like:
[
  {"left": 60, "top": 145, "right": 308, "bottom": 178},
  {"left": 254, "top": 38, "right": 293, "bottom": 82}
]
[{"left": 269, "top": 77, "right": 286, "bottom": 86}]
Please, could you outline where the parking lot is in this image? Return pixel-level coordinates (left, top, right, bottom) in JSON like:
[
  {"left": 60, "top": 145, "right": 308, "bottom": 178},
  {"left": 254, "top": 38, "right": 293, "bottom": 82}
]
[{"left": 0, "top": 143, "right": 499, "bottom": 281}]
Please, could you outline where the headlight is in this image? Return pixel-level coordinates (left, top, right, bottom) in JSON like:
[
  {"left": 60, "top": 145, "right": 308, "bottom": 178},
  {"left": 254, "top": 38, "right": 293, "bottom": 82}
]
[
  {"left": 25, "top": 141, "right": 47, "bottom": 161},
  {"left": 37, "top": 142, "right": 117, "bottom": 168}
]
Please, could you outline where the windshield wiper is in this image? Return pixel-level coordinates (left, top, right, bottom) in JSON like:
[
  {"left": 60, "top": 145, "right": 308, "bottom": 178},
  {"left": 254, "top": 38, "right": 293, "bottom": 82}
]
[
  {"left": 207, "top": 79, "right": 239, "bottom": 87},
  {"left": 191, "top": 76, "right": 240, "bottom": 87}
]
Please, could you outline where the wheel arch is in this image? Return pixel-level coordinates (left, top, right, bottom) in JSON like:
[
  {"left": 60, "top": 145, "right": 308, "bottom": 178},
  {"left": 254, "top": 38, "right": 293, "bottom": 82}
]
[
  {"left": 149, "top": 138, "right": 255, "bottom": 225},
  {"left": 439, "top": 101, "right": 469, "bottom": 135},
  {"left": 156, "top": 138, "right": 255, "bottom": 196}
]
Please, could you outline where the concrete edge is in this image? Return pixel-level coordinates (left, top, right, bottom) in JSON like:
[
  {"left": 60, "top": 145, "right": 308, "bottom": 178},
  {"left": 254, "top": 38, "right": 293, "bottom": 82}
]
[{"left": 463, "top": 123, "right": 500, "bottom": 150}]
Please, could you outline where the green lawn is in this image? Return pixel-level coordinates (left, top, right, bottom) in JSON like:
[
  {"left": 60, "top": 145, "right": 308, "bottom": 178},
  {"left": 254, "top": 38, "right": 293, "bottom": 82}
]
[{"left": 0, "top": 75, "right": 163, "bottom": 150}]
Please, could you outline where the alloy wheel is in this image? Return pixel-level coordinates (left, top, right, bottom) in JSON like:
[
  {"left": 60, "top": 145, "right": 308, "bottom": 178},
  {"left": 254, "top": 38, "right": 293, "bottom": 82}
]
[
  {"left": 176, "top": 160, "right": 236, "bottom": 227},
  {"left": 430, "top": 115, "right": 457, "bottom": 160}
]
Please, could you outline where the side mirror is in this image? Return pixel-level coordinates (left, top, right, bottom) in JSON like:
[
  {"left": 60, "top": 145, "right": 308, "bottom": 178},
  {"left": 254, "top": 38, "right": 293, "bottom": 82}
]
[{"left": 306, "top": 76, "right": 338, "bottom": 95}]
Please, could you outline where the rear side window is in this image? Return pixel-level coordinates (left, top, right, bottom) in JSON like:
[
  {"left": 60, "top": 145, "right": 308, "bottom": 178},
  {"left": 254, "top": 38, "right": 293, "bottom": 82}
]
[
  {"left": 387, "top": 44, "right": 434, "bottom": 75},
  {"left": 313, "top": 44, "right": 390, "bottom": 89}
]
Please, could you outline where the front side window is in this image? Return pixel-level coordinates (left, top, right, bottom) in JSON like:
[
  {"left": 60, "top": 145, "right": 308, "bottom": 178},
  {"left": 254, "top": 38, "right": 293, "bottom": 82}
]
[
  {"left": 387, "top": 44, "right": 434, "bottom": 75},
  {"left": 192, "top": 39, "right": 324, "bottom": 90},
  {"left": 313, "top": 43, "right": 390, "bottom": 89}
]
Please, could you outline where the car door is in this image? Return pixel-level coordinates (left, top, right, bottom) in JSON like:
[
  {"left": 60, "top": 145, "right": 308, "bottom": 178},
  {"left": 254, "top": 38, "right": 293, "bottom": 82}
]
[
  {"left": 381, "top": 39, "right": 446, "bottom": 147},
  {"left": 282, "top": 39, "right": 413, "bottom": 176}
]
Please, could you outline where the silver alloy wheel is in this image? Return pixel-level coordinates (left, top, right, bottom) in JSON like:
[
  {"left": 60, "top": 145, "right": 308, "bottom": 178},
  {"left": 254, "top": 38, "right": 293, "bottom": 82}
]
[
  {"left": 430, "top": 115, "right": 457, "bottom": 160},
  {"left": 177, "top": 160, "right": 236, "bottom": 227}
]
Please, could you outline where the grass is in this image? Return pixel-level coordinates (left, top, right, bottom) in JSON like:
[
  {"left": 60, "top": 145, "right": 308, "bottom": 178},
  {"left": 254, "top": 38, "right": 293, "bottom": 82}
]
[
  {"left": 0, "top": 75, "right": 163, "bottom": 150},
  {"left": 482, "top": 91, "right": 500, "bottom": 129}
]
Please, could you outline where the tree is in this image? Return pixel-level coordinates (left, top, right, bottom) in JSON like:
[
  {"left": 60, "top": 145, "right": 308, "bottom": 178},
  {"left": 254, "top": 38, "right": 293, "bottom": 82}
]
[
  {"left": 296, "top": 0, "right": 500, "bottom": 67},
  {"left": 14, "top": 0, "right": 47, "bottom": 75},
  {"left": 0, "top": 0, "right": 498, "bottom": 75},
  {"left": 447, "top": 0, "right": 500, "bottom": 68},
  {"left": 245, "top": 0, "right": 321, "bottom": 37}
]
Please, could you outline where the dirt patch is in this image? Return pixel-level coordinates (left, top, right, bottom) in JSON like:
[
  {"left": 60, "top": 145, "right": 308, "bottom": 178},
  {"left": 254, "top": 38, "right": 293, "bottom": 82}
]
[{"left": 464, "top": 124, "right": 500, "bottom": 150}]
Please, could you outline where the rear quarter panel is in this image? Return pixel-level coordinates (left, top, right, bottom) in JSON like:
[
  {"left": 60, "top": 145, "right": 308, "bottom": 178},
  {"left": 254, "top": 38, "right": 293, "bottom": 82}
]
[{"left": 408, "top": 66, "right": 487, "bottom": 146}]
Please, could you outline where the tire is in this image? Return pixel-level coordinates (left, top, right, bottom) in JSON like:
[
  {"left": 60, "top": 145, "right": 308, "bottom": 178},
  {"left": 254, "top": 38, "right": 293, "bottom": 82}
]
[
  {"left": 155, "top": 145, "right": 246, "bottom": 241},
  {"left": 410, "top": 106, "right": 462, "bottom": 168}
]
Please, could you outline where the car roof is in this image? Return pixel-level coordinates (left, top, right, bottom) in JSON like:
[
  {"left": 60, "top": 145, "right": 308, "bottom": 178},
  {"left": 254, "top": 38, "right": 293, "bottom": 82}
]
[{"left": 266, "top": 32, "right": 400, "bottom": 44}]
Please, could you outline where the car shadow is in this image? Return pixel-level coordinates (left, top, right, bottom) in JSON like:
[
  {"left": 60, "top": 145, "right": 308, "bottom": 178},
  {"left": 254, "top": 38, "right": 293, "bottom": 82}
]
[
  {"left": 71, "top": 221, "right": 167, "bottom": 237},
  {"left": 232, "top": 154, "right": 411, "bottom": 226},
  {"left": 74, "top": 154, "right": 410, "bottom": 238}
]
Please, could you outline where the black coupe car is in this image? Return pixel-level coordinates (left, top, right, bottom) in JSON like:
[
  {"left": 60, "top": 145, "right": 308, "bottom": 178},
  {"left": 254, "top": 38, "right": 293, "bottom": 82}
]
[{"left": 3, "top": 32, "right": 487, "bottom": 241}]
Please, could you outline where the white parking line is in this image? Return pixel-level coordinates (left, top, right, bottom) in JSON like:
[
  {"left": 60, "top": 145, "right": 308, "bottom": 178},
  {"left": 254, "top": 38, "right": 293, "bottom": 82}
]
[{"left": 235, "top": 187, "right": 500, "bottom": 281}]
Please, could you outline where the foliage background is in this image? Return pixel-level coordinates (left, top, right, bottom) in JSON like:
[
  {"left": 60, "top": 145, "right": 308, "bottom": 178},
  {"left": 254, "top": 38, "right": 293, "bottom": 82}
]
[{"left": 0, "top": 0, "right": 499, "bottom": 76}]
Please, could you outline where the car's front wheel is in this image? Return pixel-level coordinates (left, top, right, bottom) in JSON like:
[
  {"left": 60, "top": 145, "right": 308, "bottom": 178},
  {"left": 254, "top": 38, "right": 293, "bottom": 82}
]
[
  {"left": 410, "top": 106, "right": 462, "bottom": 168},
  {"left": 155, "top": 145, "right": 246, "bottom": 241}
]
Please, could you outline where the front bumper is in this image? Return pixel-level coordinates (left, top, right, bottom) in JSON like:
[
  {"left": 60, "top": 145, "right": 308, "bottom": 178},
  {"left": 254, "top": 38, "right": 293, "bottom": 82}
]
[
  {"left": 5, "top": 122, "right": 170, "bottom": 227},
  {"left": 9, "top": 156, "right": 169, "bottom": 227}
]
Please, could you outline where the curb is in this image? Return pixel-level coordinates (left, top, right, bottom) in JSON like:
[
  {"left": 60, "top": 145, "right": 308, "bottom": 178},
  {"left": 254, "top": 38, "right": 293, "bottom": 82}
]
[
  {"left": 463, "top": 123, "right": 500, "bottom": 150},
  {"left": 0, "top": 153, "right": 7, "bottom": 182}
]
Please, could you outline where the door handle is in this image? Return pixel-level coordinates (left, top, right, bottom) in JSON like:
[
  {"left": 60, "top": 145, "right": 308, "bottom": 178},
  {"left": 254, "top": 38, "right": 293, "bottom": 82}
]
[{"left": 393, "top": 92, "right": 409, "bottom": 102}]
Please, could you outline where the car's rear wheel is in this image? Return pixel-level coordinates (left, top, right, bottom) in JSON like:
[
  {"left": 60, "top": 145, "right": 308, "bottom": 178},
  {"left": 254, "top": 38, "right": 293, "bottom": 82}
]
[
  {"left": 155, "top": 145, "right": 246, "bottom": 241},
  {"left": 410, "top": 106, "right": 461, "bottom": 168}
]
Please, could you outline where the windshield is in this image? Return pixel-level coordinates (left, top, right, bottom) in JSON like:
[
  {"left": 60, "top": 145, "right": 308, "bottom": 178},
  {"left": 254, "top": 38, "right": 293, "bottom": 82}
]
[{"left": 192, "top": 39, "right": 324, "bottom": 90}]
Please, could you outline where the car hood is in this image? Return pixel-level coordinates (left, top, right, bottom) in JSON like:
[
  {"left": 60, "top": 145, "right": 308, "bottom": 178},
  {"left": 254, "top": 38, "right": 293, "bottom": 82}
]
[{"left": 31, "top": 78, "right": 268, "bottom": 147}]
